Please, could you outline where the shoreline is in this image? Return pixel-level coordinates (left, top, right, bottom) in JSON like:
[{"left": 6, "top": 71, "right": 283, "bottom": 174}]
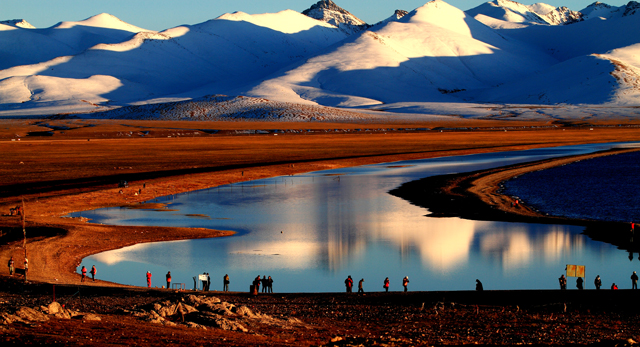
[
  {"left": 390, "top": 147, "right": 640, "bottom": 251},
  {"left": 1, "top": 139, "right": 640, "bottom": 287}
]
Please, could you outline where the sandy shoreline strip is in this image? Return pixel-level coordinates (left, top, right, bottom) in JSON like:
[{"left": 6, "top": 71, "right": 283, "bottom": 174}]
[
  {"left": 1, "top": 143, "right": 639, "bottom": 287},
  {"left": 391, "top": 147, "right": 640, "bottom": 227}
]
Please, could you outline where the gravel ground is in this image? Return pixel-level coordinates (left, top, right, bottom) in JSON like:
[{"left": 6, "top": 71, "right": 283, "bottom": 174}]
[{"left": 2, "top": 276, "right": 640, "bottom": 346}]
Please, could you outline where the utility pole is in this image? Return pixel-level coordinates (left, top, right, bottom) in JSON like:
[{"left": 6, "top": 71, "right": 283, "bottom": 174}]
[
  {"left": 22, "top": 197, "right": 26, "bottom": 254},
  {"left": 22, "top": 197, "right": 27, "bottom": 283}
]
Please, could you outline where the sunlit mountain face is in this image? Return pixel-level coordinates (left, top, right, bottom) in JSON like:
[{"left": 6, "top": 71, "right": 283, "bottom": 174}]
[{"left": 1, "top": 1, "right": 639, "bottom": 119}]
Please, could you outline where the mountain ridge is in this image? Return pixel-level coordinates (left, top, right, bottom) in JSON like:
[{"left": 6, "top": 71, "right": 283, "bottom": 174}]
[{"left": 0, "top": 0, "right": 639, "bottom": 120}]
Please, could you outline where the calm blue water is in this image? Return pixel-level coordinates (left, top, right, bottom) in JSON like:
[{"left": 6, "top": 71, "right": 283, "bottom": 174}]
[
  {"left": 72, "top": 142, "right": 640, "bottom": 292},
  {"left": 504, "top": 150, "right": 640, "bottom": 222}
]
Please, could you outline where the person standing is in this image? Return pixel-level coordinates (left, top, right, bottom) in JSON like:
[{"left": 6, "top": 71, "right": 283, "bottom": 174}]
[
  {"left": 632, "top": 271, "right": 638, "bottom": 289},
  {"left": 267, "top": 276, "right": 273, "bottom": 293},
  {"left": 90, "top": 265, "right": 97, "bottom": 282},
  {"left": 23, "top": 257, "right": 28, "bottom": 281},
  {"left": 166, "top": 271, "right": 172, "bottom": 289},
  {"left": 402, "top": 276, "right": 409, "bottom": 292},
  {"left": 8, "top": 256, "right": 14, "bottom": 276},
  {"left": 146, "top": 271, "right": 152, "bottom": 288},
  {"left": 207, "top": 273, "right": 211, "bottom": 291},
  {"left": 81, "top": 266, "right": 87, "bottom": 282},
  {"left": 559, "top": 274, "right": 567, "bottom": 290},
  {"left": 261, "top": 276, "right": 268, "bottom": 293},
  {"left": 358, "top": 278, "right": 365, "bottom": 294},
  {"left": 476, "top": 279, "right": 484, "bottom": 291},
  {"left": 383, "top": 277, "right": 390, "bottom": 292},
  {"left": 253, "top": 275, "right": 261, "bottom": 293},
  {"left": 345, "top": 275, "right": 353, "bottom": 293},
  {"left": 576, "top": 277, "right": 584, "bottom": 290},
  {"left": 594, "top": 275, "right": 602, "bottom": 290},
  {"left": 223, "top": 274, "right": 230, "bottom": 292}
]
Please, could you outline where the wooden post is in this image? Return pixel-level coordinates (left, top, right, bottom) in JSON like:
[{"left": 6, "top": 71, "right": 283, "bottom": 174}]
[{"left": 22, "top": 197, "right": 26, "bottom": 254}]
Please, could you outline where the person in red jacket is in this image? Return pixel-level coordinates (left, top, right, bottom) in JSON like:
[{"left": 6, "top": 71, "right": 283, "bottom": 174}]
[
  {"left": 81, "top": 266, "right": 87, "bottom": 282},
  {"left": 146, "top": 271, "right": 152, "bottom": 288},
  {"left": 90, "top": 265, "right": 97, "bottom": 282},
  {"left": 345, "top": 275, "right": 353, "bottom": 293},
  {"left": 403, "top": 276, "right": 409, "bottom": 292},
  {"left": 383, "top": 277, "right": 390, "bottom": 292}
]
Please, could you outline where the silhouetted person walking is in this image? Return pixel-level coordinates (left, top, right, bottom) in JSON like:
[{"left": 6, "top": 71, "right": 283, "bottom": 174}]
[
  {"left": 383, "top": 277, "right": 389, "bottom": 292},
  {"left": 403, "top": 276, "right": 409, "bottom": 292},
  {"left": 632, "top": 271, "right": 638, "bottom": 289},
  {"left": 576, "top": 277, "right": 584, "bottom": 290},
  {"left": 594, "top": 275, "right": 601, "bottom": 290}
]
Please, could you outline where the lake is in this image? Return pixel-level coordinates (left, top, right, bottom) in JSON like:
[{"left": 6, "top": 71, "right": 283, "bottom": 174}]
[{"left": 72, "top": 142, "right": 640, "bottom": 292}]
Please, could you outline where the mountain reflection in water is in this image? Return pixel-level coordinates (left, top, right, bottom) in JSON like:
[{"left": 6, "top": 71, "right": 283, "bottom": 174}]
[{"left": 74, "top": 142, "right": 640, "bottom": 292}]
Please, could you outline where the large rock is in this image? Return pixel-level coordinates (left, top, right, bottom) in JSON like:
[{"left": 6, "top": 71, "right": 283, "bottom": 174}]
[
  {"left": 80, "top": 314, "right": 102, "bottom": 321},
  {"left": 14, "top": 307, "right": 49, "bottom": 322},
  {"left": 48, "top": 302, "right": 63, "bottom": 315},
  {"left": 190, "top": 312, "right": 248, "bottom": 332}
]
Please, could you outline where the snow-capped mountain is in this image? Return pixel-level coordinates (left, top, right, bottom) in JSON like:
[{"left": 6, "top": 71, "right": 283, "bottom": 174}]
[
  {"left": 539, "top": 6, "right": 583, "bottom": 24},
  {"left": 0, "top": 0, "right": 639, "bottom": 119},
  {"left": 466, "top": 0, "right": 582, "bottom": 25},
  {"left": 302, "top": 0, "right": 369, "bottom": 34},
  {"left": 0, "top": 13, "right": 149, "bottom": 71},
  {"left": 577, "top": 1, "right": 640, "bottom": 19},
  {"left": 375, "top": 10, "right": 410, "bottom": 26},
  {"left": 0, "top": 19, "right": 35, "bottom": 29}
]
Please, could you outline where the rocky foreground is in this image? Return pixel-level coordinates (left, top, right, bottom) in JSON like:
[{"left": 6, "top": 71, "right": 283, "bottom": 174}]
[{"left": 2, "top": 276, "right": 640, "bottom": 346}]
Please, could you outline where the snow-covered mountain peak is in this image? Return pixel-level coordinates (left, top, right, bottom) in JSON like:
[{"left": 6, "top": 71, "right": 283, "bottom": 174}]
[
  {"left": 541, "top": 6, "right": 583, "bottom": 25},
  {"left": 373, "top": 9, "right": 409, "bottom": 26},
  {"left": 579, "top": 1, "right": 623, "bottom": 19},
  {"left": 581, "top": 1, "right": 613, "bottom": 13},
  {"left": 465, "top": 0, "right": 548, "bottom": 24},
  {"left": 393, "top": 10, "right": 409, "bottom": 19},
  {"left": 527, "top": 2, "right": 556, "bottom": 15},
  {"left": 52, "top": 13, "right": 149, "bottom": 32},
  {"left": 404, "top": 0, "right": 479, "bottom": 37},
  {"left": 0, "top": 19, "right": 35, "bottom": 29},
  {"left": 623, "top": 1, "right": 640, "bottom": 16},
  {"left": 467, "top": 0, "right": 583, "bottom": 25},
  {"left": 302, "top": 0, "right": 369, "bottom": 34},
  {"left": 215, "top": 9, "right": 339, "bottom": 34}
]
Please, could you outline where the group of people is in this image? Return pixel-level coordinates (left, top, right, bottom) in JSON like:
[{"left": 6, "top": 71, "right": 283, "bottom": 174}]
[
  {"left": 7, "top": 256, "right": 28, "bottom": 280},
  {"left": 80, "top": 265, "right": 97, "bottom": 282},
  {"left": 142, "top": 271, "right": 232, "bottom": 291},
  {"left": 559, "top": 271, "right": 640, "bottom": 290},
  {"left": 345, "top": 275, "right": 410, "bottom": 293},
  {"left": 253, "top": 275, "right": 274, "bottom": 293}
]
